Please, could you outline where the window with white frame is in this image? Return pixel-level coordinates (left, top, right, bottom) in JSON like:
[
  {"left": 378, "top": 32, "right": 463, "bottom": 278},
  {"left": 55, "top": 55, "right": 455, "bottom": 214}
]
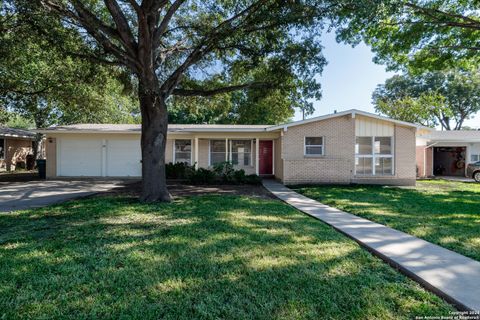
[
  {"left": 304, "top": 137, "right": 324, "bottom": 156},
  {"left": 210, "top": 140, "right": 226, "bottom": 165},
  {"left": 174, "top": 139, "right": 192, "bottom": 165},
  {"left": 355, "top": 136, "right": 393, "bottom": 175},
  {"left": 0, "top": 138, "right": 4, "bottom": 160},
  {"left": 471, "top": 154, "right": 480, "bottom": 163},
  {"left": 230, "top": 140, "right": 252, "bottom": 166}
]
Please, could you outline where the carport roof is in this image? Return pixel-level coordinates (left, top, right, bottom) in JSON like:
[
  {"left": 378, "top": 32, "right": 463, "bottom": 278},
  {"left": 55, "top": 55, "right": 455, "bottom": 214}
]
[
  {"left": 420, "top": 130, "right": 480, "bottom": 143},
  {"left": 0, "top": 127, "right": 36, "bottom": 139}
]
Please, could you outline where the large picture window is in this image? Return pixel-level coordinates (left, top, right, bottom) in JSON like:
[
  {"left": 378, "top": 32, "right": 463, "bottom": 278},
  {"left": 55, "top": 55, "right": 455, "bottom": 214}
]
[
  {"left": 0, "top": 138, "right": 4, "bottom": 160},
  {"left": 230, "top": 140, "right": 252, "bottom": 167},
  {"left": 355, "top": 136, "right": 393, "bottom": 175},
  {"left": 174, "top": 139, "right": 192, "bottom": 165},
  {"left": 209, "top": 140, "right": 227, "bottom": 165},
  {"left": 304, "top": 137, "right": 324, "bottom": 156},
  {"left": 209, "top": 139, "right": 254, "bottom": 167}
]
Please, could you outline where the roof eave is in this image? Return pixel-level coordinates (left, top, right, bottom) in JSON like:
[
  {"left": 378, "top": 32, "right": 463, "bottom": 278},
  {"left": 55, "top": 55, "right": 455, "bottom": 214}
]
[
  {"left": 36, "top": 128, "right": 270, "bottom": 134},
  {"left": 0, "top": 133, "right": 35, "bottom": 139},
  {"left": 266, "top": 109, "right": 426, "bottom": 131}
]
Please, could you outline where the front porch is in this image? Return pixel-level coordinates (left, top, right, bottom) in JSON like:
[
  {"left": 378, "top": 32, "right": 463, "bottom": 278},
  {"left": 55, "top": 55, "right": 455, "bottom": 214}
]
[{"left": 166, "top": 132, "right": 281, "bottom": 177}]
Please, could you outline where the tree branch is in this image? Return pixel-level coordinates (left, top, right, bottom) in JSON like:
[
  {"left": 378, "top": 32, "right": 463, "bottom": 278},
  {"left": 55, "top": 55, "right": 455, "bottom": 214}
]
[
  {"left": 104, "top": 0, "right": 138, "bottom": 55},
  {"left": 172, "top": 82, "right": 273, "bottom": 97},
  {"left": 40, "top": 0, "right": 140, "bottom": 72},
  {"left": 153, "top": 0, "right": 185, "bottom": 49},
  {"left": 405, "top": 2, "right": 480, "bottom": 30},
  {"left": 160, "top": 0, "right": 267, "bottom": 95},
  {"left": 125, "top": 0, "right": 142, "bottom": 15}
]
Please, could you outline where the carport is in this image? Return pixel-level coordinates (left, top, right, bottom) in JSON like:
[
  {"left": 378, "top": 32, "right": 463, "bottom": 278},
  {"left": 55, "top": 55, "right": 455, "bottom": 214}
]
[
  {"left": 417, "top": 131, "right": 480, "bottom": 178},
  {"left": 433, "top": 146, "right": 466, "bottom": 176}
]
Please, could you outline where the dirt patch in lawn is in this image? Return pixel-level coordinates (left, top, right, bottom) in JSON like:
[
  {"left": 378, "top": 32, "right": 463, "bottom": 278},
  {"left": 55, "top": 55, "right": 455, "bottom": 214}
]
[{"left": 99, "top": 181, "right": 276, "bottom": 200}]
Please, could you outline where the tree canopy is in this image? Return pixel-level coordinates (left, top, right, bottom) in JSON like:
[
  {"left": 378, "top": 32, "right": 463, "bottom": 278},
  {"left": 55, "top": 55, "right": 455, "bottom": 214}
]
[
  {"left": 331, "top": 0, "right": 480, "bottom": 72},
  {"left": 0, "top": 0, "right": 140, "bottom": 130},
  {"left": 373, "top": 69, "right": 480, "bottom": 130}
]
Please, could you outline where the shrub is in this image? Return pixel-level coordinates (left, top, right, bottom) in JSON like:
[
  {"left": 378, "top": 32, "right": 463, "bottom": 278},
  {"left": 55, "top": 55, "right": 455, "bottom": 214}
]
[
  {"left": 188, "top": 168, "right": 216, "bottom": 184},
  {"left": 233, "top": 169, "right": 246, "bottom": 183},
  {"left": 184, "top": 161, "right": 262, "bottom": 185},
  {"left": 166, "top": 162, "right": 195, "bottom": 179},
  {"left": 213, "top": 161, "right": 235, "bottom": 183}
]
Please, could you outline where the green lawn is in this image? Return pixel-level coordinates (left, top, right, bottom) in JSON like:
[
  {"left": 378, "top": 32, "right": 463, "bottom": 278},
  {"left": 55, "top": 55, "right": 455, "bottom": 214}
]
[
  {"left": 0, "top": 195, "right": 453, "bottom": 319},
  {"left": 294, "top": 180, "right": 480, "bottom": 262}
]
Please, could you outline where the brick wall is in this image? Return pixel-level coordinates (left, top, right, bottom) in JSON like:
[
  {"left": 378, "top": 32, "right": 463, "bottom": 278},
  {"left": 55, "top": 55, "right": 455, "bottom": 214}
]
[
  {"left": 280, "top": 115, "right": 416, "bottom": 186},
  {"left": 1, "top": 138, "right": 33, "bottom": 171},
  {"left": 281, "top": 115, "right": 355, "bottom": 185}
]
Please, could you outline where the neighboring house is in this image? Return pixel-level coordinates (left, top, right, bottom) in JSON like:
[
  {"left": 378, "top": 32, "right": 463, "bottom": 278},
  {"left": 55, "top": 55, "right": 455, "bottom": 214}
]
[
  {"left": 416, "top": 130, "right": 480, "bottom": 178},
  {"left": 38, "top": 109, "right": 420, "bottom": 185},
  {"left": 0, "top": 127, "right": 36, "bottom": 171}
]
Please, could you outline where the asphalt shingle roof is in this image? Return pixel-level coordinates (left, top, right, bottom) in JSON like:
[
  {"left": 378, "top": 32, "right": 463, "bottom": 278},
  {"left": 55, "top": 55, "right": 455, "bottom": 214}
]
[{"left": 0, "top": 127, "right": 36, "bottom": 139}]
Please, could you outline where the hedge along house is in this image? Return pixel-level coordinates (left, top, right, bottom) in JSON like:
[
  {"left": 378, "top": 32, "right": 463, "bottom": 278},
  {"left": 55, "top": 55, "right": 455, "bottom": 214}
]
[
  {"left": 416, "top": 130, "right": 480, "bottom": 178},
  {"left": 38, "top": 109, "right": 421, "bottom": 186},
  {"left": 0, "top": 127, "right": 36, "bottom": 171}
]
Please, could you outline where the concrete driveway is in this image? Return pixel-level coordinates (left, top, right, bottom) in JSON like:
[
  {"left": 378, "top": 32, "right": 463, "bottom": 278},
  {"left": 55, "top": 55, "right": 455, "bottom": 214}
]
[{"left": 0, "top": 180, "right": 130, "bottom": 212}]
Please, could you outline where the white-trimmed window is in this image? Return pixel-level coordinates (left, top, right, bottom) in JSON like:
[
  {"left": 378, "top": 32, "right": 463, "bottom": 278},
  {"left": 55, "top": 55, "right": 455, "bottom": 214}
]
[
  {"left": 0, "top": 138, "right": 4, "bottom": 160},
  {"left": 174, "top": 139, "right": 192, "bottom": 165},
  {"left": 471, "top": 154, "right": 480, "bottom": 163},
  {"left": 209, "top": 140, "right": 226, "bottom": 165},
  {"left": 230, "top": 140, "right": 252, "bottom": 167},
  {"left": 304, "top": 137, "right": 324, "bottom": 156},
  {"left": 355, "top": 136, "right": 393, "bottom": 175}
]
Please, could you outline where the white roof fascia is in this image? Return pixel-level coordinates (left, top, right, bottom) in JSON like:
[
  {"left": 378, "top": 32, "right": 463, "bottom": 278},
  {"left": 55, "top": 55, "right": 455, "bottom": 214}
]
[
  {"left": 0, "top": 134, "right": 35, "bottom": 139},
  {"left": 36, "top": 128, "right": 269, "bottom": 134}
]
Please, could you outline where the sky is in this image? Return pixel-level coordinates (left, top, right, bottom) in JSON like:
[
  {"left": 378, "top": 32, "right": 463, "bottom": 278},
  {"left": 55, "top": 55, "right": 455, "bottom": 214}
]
[{"left": 293, "top": 32, "right": 480, "bottom": 129}]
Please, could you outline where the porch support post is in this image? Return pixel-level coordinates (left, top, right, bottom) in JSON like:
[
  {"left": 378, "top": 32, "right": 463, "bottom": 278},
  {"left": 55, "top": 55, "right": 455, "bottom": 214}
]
[
  {"left": 194, "top": 137, "right": 199, "bottom": 169},
  {"left": 255, "top": 138, "right": 260, "bottom": 175},
  {"left": 225, "top": 138, "right": 228, "bottom": 162}
]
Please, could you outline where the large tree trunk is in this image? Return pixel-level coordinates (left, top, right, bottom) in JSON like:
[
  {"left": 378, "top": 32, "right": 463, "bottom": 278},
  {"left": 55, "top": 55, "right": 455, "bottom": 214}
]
[
  {"left": 138, "top": 81, "right": 171, "bottom": 202},
  {"left": 33, "top": 133, "right": 43, "bottom": 160}
]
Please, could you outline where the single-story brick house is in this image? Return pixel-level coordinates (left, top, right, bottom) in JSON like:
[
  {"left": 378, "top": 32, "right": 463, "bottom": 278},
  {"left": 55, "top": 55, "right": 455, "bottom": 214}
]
[
  {"left": 0, "top": 127, "right": 36, "bottom": 171},
  {"left": 38, "top": 109, "right": 421, "bottom": 185},
  {"left": 416, "top": 130, "right": 480, "bottom": 178}
]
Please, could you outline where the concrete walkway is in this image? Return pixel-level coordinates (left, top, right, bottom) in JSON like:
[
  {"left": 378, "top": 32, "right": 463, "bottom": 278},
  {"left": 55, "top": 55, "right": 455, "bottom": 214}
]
[{"left": 263, "top": 180, "right": 480, "bottom": 311}]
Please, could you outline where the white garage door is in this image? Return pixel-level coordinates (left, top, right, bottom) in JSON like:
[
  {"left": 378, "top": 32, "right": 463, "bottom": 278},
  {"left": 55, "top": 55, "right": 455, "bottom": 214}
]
[
  {"left": 58, "top": 138, "right": 102, "bottom": 176},
  {"left": 106, "top": 139, "right": 141, "bottom": 177},
  {"left": 57, "top": 137, "right": 141, "bottom": 177}
]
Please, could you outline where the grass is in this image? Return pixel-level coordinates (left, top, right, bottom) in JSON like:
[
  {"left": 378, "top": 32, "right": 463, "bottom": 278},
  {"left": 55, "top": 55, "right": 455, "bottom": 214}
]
[
  {"left": 0, "top": 194, "right": 453, "bottom": 319},
  {"left": 294, "top": 180, "right": 480, "bottom": 262}
]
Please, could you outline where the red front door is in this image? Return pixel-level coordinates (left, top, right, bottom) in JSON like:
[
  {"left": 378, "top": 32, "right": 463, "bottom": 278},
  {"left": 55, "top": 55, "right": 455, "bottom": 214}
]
[{"left": 259, "top": 140, "right": 273, "bottom": 175}]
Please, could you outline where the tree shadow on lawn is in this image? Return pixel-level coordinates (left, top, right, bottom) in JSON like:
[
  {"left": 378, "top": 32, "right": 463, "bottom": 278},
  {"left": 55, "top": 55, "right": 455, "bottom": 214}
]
[
  {"left": 0, "top": 195, "right": 453, "bottom": 319},
  {"left": 293, "top": 184, "right": 480, "bottom": 262}
]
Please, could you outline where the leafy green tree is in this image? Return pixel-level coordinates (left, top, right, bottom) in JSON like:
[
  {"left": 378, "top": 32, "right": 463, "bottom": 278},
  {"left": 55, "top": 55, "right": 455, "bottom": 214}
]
[
  {"left": 1, "top": 1, "right": 140, "bottom": 157},
  {"left": 4, "top": 113, "right": 35, "bottom": 129},
  {"left": 373, "top": 70, "right": 480, "bottom": 130},
  {"left": 1, "top": 1, "right": 140, "bottom": 128},
  {"left": 330, "top": 0, "right": 480, "bottom": 71},
  {"left": 168, "top": 62, "right": 319, "bottom": 125},
  {"left": 27, "top": 0, "right": 327, "bottom": 201}
]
